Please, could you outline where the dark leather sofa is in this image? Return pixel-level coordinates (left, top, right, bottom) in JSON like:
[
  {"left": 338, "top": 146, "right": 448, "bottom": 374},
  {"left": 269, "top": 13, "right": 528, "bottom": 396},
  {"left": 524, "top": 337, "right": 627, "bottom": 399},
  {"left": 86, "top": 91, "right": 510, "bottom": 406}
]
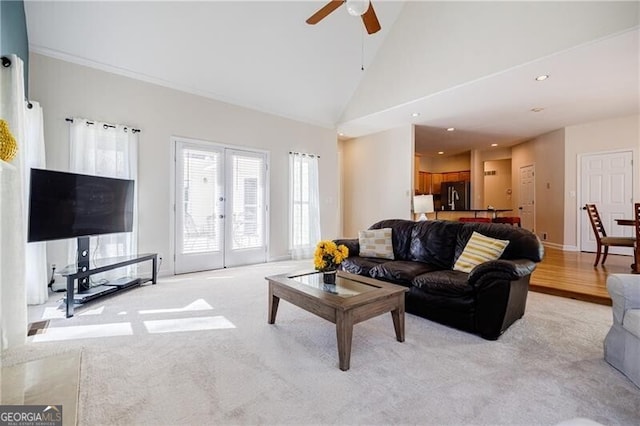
[{"left": 335, "top": 219, "right": 544, "bottom": 340}]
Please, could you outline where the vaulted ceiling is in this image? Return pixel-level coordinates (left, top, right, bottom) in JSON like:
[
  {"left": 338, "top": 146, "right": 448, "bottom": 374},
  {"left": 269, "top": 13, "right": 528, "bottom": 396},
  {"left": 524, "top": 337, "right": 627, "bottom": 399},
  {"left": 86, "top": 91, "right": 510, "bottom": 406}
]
[{"left": 24, "top": 1, "right": 640, "bottom": 156}]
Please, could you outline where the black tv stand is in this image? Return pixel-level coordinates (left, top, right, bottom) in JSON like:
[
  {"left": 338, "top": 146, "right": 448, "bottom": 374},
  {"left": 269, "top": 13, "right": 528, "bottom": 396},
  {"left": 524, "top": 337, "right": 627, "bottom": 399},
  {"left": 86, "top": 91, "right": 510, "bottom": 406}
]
[{"left": 60, "top": 251, "right": 157, "bottom": 317}]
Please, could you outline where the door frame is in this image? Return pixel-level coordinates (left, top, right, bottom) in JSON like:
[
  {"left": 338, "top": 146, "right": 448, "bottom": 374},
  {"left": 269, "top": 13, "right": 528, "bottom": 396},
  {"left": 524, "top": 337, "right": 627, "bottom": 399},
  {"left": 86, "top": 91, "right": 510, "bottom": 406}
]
[
  {"left": 577, "top": 148, "right": 634, "bottom": 254},
  {"left": 169, "top": 136, "right": 270, "bottom": 275}
]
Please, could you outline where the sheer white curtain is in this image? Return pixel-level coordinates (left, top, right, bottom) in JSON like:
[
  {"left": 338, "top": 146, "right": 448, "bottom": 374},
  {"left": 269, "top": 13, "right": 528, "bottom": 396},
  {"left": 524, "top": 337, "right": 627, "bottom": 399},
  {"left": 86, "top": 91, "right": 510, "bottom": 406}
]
[
  {"left": 0, "top": 54, "right": 27, "bottom": 349},
  {"left": 68, "top": 118, "right": 138, "bottom": 277},
  {"left": 288, "top": 152, "right": 321, "bottom": 259},
  {"left": 23, "top": 102, "right": 48, "bottom": 304}
]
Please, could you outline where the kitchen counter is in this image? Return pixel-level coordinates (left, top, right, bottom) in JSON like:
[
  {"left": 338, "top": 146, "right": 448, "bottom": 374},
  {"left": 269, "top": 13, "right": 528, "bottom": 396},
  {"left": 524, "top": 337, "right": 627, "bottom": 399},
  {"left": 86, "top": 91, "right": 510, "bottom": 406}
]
[{"left": 434, "top": 209, "right": 513, "bottom": 219}]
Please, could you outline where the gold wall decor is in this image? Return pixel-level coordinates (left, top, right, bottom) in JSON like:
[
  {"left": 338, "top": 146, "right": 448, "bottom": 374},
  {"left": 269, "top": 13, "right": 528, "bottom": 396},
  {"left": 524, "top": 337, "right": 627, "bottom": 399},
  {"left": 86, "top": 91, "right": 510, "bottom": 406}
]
[{"left": 0, "top": 119, "right": 18, "bottom": 162}]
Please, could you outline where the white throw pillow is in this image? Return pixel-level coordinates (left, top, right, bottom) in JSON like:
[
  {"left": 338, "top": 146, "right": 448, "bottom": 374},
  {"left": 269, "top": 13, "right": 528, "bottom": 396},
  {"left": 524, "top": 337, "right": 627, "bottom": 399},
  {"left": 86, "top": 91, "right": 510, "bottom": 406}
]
[
  {"left": 453, "top": 231, "right": 510, "bottom": 273},
  {"left": 358, "top": 228, "right": 394, "bottom": 260}
]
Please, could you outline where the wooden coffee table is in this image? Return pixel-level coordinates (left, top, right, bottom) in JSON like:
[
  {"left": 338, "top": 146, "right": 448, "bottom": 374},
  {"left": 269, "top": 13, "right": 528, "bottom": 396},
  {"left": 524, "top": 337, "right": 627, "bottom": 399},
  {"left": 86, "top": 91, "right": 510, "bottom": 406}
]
[{"left": 265, "top": 270, "right": 408, "bottom": 371}]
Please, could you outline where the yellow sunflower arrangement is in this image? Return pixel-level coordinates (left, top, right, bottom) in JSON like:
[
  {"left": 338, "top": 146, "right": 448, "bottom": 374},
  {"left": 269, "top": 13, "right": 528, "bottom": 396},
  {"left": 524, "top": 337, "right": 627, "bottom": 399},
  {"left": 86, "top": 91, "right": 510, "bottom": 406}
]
[{"left": 314, "top": 240, "right": 349, "bottom": 272}]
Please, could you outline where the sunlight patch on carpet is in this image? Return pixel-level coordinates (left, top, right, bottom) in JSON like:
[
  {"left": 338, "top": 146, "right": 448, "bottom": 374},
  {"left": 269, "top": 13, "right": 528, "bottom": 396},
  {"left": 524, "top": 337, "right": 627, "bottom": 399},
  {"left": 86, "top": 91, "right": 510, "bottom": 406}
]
[
  {"left": 138, "top": 299, "right": 213, "bottom": 314},
  {"left": 31, "top": 323, "right": 133, "bottom": 342},
  {"left": 80, "top": 306, "right": 105, "bottom": 316},
  {"left": 40, "top": 307, "right": 66, "bottom": 320},
  {"left": 143, "top": 316, "right": 235, "bottom": 334}
]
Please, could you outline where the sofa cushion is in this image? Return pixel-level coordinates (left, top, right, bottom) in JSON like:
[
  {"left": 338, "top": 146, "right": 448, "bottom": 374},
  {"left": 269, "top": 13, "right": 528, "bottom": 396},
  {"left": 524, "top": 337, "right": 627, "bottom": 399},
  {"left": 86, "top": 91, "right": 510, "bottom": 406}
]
[
  {"left": 453, "top": 231, "right": 510, "bottom": 273},
  {"left": 623, "top": 309, "right": 640, "bottom": 339},
  {"left": 409, "top": 220, "right": 463, "bottom": 268},
  {"left": 369, "top": 261, "right": 437, "bottom": 285},
  {"left": 412, "top": 270, "right": 474, "bottom": 297},
  {"left": 340, "top": 256, "right": 387, "bottom": 276},
  {"left": 454, "top": 223, "right": 543, "bottom": 263},
  {"left": 368, "top": 219, "right": 416, "bottom": 260},
  {"left": 358, "top": 228, "right": 394, "bottom": 259}
]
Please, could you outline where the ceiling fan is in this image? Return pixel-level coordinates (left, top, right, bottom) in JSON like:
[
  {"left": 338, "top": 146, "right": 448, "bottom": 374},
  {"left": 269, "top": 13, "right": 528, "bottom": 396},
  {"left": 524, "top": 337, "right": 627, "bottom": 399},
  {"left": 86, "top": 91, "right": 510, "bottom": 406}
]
[{"left": 306, "top": 0, "right": 381, "bottom": 35}]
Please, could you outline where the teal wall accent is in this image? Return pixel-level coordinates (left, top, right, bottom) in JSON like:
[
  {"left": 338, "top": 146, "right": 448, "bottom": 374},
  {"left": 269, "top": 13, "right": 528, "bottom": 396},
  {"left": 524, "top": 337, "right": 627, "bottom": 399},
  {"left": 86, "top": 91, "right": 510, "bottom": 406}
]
[{"left": 1, "top": 0, "right": 29, "bottom": 95}]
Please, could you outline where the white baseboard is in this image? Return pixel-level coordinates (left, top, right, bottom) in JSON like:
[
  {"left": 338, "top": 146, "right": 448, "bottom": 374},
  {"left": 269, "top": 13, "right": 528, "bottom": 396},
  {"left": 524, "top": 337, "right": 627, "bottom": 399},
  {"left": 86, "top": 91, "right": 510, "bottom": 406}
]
[
  {"left": 541, "top": 241, "right": 571, "bottom": 251},
  {"left": 268, "top": 254, "right": 293, "bottom": 262}
]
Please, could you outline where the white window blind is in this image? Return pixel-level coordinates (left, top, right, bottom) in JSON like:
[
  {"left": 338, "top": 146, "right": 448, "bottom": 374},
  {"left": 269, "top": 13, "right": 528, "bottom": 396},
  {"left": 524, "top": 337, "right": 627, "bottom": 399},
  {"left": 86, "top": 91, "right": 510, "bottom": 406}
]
[
  {"left": 181, "top": 148, "right": 222, "bottom": 254},
  {"left": 230, "top": 153, "right": 264, "bottom": 249}
]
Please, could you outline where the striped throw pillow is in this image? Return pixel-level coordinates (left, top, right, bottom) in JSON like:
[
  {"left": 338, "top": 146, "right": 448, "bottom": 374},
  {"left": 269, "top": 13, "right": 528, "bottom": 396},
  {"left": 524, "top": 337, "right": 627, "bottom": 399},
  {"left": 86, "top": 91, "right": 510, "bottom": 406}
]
[
  {"left": 453, "top": 231, "right": 510, "bottom": 273},
  {"left": 358, "top": 228, "right": 394, "bottom": 260}
]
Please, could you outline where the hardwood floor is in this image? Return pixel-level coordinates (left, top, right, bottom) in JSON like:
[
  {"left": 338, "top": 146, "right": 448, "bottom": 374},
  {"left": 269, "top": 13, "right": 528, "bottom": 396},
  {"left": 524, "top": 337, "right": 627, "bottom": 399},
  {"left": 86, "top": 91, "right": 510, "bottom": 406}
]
[{"left": 530, "top": 246, "right": 637, "bottom": 305}]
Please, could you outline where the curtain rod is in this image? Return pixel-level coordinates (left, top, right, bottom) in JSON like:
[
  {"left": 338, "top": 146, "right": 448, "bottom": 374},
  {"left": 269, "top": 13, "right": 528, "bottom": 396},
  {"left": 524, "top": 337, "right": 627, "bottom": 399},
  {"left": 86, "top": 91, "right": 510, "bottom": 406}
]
[
  {"left": 65, "top": 118, "right": 141, "bottom": 133},
  {"left": 2, "top": 56, "right": 33, "bottom": 108},
  {"left": 289, "top": 151, "right": 320, "bottom": 159}
]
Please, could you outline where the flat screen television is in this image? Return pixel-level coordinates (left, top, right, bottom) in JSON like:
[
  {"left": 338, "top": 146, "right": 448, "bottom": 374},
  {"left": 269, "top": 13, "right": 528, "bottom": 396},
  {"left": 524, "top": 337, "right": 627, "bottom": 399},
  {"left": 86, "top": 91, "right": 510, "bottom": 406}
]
[{"left": 28, "top": 168, "right": 135, "bottom": 243}]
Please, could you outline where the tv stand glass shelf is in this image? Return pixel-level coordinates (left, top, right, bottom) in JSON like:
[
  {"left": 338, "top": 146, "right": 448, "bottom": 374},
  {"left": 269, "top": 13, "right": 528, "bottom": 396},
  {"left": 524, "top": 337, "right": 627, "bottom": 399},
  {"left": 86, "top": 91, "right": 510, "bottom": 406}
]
[{"left": 59, "top": 253, "right": 157, "bottom": 318}]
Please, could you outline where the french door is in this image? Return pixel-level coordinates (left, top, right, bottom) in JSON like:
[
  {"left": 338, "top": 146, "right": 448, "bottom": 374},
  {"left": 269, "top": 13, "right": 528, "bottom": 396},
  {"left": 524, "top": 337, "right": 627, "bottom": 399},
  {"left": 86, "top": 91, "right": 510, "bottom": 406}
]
[{"left": 174, "top": 140, "right": 267, "bottom": 274}]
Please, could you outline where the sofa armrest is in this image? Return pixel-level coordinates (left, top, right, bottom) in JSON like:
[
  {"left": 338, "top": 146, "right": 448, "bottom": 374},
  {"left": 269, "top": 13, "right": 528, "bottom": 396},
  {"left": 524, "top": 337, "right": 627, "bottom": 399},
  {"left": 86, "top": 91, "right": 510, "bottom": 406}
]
[
  {"left": 468, "top": 259, "right": 537, "bottom": 288},
  {"left": 334, "top": 238, "right": 360, "bottom": 257},
  {"left": 607, "top": 274, "right": 640, "bottom": 325}
]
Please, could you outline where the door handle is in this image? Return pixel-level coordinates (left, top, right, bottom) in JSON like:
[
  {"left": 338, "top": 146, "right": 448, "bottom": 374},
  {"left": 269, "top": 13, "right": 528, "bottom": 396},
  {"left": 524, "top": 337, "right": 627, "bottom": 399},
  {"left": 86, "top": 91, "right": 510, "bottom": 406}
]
[
  {"left": 582, "top": 206, "right": 587, "bottom": 210},
  {"left": 219, "top": 215, "right": 224, "bottom": 219}
]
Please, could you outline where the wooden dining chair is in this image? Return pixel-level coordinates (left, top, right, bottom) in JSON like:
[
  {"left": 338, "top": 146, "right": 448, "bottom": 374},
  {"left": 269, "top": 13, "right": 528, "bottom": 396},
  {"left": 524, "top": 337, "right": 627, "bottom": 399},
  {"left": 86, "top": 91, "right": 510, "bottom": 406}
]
[
  {"left": 585, "top": 204, "right": 635, "bottom": 267},
  {"left": 634, "top": 203, "right": 640, "bottom": 273}
]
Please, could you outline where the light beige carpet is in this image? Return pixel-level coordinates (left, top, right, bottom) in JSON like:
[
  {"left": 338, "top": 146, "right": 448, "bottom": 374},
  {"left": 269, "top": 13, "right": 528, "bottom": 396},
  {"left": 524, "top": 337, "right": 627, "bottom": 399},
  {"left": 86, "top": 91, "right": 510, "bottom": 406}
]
[{"left": 4, "top": 260, "right": 640, "bottom": 425}]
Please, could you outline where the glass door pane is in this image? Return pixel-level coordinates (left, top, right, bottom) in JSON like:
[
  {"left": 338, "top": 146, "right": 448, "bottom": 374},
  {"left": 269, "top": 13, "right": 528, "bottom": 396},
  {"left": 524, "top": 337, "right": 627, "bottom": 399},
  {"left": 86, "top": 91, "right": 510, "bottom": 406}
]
[
  {"left": 175, "top": 142, "right": 224, "bottom": 273},
  {"left": 224, "top": 149, "right": 267, "bottom": 267}
]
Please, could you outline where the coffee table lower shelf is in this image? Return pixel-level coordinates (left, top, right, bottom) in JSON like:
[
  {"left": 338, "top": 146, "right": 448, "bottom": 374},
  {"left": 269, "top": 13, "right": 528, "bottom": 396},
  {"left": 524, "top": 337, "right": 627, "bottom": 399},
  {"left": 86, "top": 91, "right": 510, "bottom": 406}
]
[{"left": 265, "top": 271, "right": 408, "bottom": 371}]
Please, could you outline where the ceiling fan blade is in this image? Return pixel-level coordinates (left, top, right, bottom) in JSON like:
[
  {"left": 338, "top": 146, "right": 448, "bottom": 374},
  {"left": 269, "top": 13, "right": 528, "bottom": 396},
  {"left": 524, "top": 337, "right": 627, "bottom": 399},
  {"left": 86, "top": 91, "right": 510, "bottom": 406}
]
[
  {"left": 361, "top": 2, "right": 381, "bottom": 34},
  {"left": 306, "top": 0, "right": 345, "bottom": 25}
]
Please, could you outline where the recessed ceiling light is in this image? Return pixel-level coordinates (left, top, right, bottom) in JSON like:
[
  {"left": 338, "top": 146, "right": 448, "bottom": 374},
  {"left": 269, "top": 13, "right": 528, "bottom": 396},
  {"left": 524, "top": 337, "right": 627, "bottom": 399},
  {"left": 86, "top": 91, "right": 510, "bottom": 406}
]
[
  {"left": 411, "top": 112, "right": 420, "bottom": 117},
  {"left": 446, "top": 127, "right": 455, "bottom": 132},
  {"left": 438, "top": 151, "right": 444, "bottom": 155},
  {"left": 491, "top": 143, "right": 498, "bottom": 147},
  {"left": 338, "top": 132, "right": 344, "bottom": 136},
  {"left": 535, "top": 75, "right": 549, "bottom": 81},
  {"left": 531, "top": 107, "right": 545, "bottom": 112}
]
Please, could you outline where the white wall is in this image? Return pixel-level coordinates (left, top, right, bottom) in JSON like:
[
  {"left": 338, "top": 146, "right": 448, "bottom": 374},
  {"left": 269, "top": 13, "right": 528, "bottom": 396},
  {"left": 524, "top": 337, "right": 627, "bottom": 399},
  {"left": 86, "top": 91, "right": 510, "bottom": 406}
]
[
  {"left": 564, "top": 114, "right": 640, "bottom": 249},
  {"left": 340, "top": 125, "right": 413, "bottom": 237},
  {"left": 29, "top": 53, "right": 340, "bottom": 275},
  {"left": 342, "top": 1, "right": 639, "bottom": 122}
]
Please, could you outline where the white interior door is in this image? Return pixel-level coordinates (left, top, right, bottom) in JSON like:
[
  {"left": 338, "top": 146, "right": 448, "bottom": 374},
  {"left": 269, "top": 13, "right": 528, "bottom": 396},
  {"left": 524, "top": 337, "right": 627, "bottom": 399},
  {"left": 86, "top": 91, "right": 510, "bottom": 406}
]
[
  {"left": 518, "top": 165, "right": 535, "bottom": 232},
  {"left": 175, "top": 142, "right": 225, "bottom": 274},
  {"left": 580, "top": 151, "right": 634, "bottom": 254},
  {"left": 175, "top": 141, "right": 267, "bottom": 274}
]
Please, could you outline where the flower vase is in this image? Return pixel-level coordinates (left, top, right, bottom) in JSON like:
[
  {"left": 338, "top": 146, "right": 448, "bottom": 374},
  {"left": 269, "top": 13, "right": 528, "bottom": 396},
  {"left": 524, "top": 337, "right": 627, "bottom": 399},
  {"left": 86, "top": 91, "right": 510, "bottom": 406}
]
[{"left": 322, "top": 270, "right": 337, "bottom": 284}]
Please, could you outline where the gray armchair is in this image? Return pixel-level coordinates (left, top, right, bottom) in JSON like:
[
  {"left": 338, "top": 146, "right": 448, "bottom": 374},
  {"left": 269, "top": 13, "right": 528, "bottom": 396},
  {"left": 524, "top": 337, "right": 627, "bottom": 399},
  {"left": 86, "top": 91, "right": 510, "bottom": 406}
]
[{"left": 604, "top": 274, "right": 640, "bottom": 388}]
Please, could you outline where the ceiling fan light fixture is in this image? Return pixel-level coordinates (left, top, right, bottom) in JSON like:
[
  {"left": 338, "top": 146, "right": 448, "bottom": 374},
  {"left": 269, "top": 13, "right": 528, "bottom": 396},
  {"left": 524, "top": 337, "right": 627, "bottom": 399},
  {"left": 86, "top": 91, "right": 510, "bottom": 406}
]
[{"left": 346, "top": 0, "right": 369, "bottom": 17}]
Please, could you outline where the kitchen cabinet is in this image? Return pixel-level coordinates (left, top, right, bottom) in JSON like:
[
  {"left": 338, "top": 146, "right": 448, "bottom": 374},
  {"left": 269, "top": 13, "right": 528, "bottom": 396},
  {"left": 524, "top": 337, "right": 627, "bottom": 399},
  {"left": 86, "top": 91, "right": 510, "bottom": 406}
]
[
  {"left": 431, "top": 173, "right": 443, "bottom": 194},
  {"left": 431, "top": 170, "right": 469, "bottom": 194},
  {"left": 443, "top": 172, "right": 460, "bottom": 182}
]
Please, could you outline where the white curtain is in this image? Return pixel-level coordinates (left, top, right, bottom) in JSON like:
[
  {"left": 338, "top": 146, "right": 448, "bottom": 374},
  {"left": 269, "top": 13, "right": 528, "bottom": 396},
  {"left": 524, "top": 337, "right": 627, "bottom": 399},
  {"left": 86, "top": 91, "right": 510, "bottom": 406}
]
[
  {"left": 0, "top": 54, "right": 28, "bottom": 349},
  {"left": 23, "top": 102, "right": 48, "bottom": 304},
  {"left": 68, "top": 118, "right": 138, "bottom": 278},
  {"left": 288, "top": 152, "right": 321, "bottom": 259}
]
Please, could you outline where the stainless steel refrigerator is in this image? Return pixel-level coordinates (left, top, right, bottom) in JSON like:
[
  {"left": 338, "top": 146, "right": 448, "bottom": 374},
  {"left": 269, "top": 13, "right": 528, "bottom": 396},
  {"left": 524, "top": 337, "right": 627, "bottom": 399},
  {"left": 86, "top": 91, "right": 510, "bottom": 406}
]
[{"left": 441, "top": 181, "right": 470, "bottom": 211}]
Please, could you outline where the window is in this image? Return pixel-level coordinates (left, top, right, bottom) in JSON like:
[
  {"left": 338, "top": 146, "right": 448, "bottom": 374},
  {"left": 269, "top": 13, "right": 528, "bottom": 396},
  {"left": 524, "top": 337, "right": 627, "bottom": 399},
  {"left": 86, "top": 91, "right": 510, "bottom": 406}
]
[{"left": 289, "top": 152, "right": 321, "bottom": 258}]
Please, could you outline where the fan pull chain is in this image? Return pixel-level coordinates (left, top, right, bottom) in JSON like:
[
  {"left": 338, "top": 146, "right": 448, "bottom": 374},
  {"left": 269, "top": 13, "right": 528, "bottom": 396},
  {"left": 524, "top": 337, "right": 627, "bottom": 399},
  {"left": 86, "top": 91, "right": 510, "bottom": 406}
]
[{"left": 361, "top": 28, "right": 365, "bottom": 71}]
